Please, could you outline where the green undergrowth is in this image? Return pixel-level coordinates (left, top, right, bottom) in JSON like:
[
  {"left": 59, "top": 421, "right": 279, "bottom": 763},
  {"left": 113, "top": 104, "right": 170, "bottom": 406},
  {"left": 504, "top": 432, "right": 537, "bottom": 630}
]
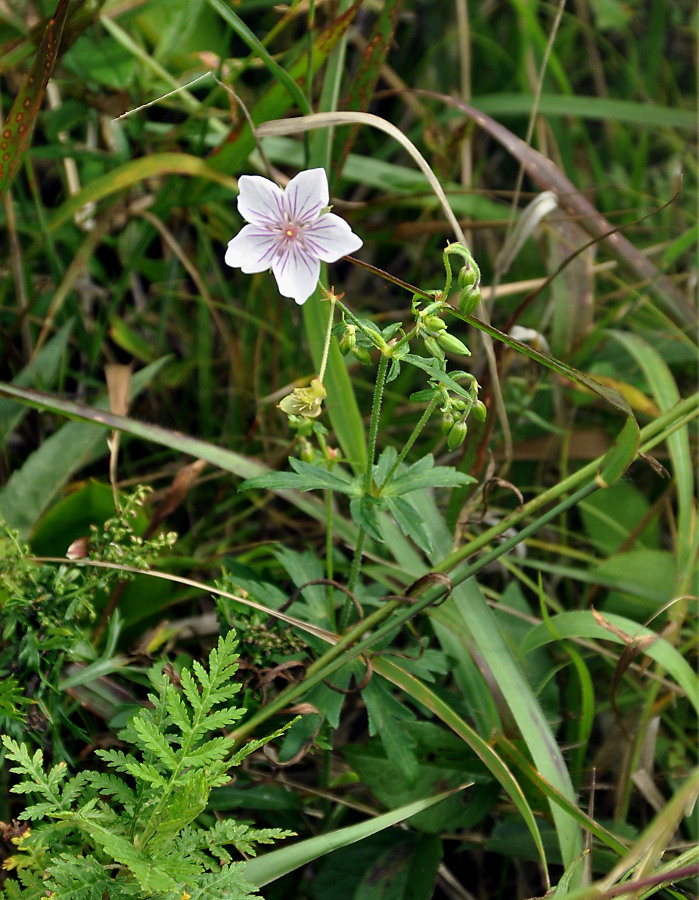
[{"left": 0, "top": 1, "right": 696, "bottom": 899}]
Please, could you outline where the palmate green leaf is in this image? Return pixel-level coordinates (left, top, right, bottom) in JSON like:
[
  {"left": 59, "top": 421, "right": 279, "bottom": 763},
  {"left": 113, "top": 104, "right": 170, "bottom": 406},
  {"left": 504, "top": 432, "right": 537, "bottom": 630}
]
[
  {"left": 350, "top": 495, "right": 384, "bottom": 544},
  {"left": 383, "top": 455, "right": 476, "bottom": 495},
  {"left": 386, "top": 496, "right": 432, "bottom": 555},
  {"left": 361, "top": 675, "right": 418, "bottom": 786},
  {"left": 240, "top": 458, "right": 358, "bottom": 496}
]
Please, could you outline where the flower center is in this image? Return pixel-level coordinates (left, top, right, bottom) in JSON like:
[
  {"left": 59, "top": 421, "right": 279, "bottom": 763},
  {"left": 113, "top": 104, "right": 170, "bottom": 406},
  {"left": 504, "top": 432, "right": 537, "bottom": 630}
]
[{"left": 278, "top": 216, "right": 304, "bottom": 248}]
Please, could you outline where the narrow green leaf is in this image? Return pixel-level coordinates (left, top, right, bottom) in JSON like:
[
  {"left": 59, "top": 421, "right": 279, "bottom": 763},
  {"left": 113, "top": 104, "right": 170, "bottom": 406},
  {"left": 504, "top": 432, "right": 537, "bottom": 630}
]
[
  {"left": 596, "top": 415, "right": 640, "bottom": 487},
  {"left": 0, "top": 382, "right": 358, "bottom": 546},
  {"left": 49, "top": 153, "right": 238, "bottom": 232},
  {"left": 371, "top": 656, "right": 548, "bottom": 871},
  {"left": 0, "top": 358, "right": 169, "bottom": 537},
  {"left": 521, "top": 611, "right": 699, "bottom": 717},
  {"left": 0, "top": 0, "right": 70, "bottom": 200},
  {"left": 242, "top": 786, "right": 464, "bottom": 887},
  {"left": 203, "top": 0, "right": 311, "bottom": 115},
  {"left": 474, "top": 93, "right": 697, "bottom": 131},
  {"left": 610, "top": 331, "right": 696, "bottom": 592},
  {"left": 0, "top": 320, "right": 73, "bottom": 441}
]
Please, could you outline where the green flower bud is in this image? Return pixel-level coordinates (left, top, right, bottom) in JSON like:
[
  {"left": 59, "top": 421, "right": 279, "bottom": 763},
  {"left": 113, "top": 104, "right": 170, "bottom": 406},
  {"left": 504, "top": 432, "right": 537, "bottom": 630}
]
[
  {"left": 459, "top": 285, "right": 481, "bottom": 317},
  {"left": 338, "top": 325, "right": 357, "bottom": 356},
  {"left": 471, "top": 399, "right": 487, "bottom": 422},
  {"left": 437, "top": 331, "right": 471, "bottom": 356},
  {"left": 440, "top": 411, "right": 455, "bottom": 436},
  {"left": 457, "top": 265, "right": 478, "bottom": 290},
  {"left": 447, "top": 419, "right": 468, "bottom": 451},
  {"left": 299, "top": 439, "right": 315, "bottom": 463},
  {"left": 452, "top": 399, "right": 467, "bottom": 411},
  {"left": 423, "top": 335, "right": 445, "bottom": 361},
  {"left": 424, "top": 315, "right": 447, "bottom": 333},
  {"left": 351, "top": 344, "right": 372, "bottom": 365}
]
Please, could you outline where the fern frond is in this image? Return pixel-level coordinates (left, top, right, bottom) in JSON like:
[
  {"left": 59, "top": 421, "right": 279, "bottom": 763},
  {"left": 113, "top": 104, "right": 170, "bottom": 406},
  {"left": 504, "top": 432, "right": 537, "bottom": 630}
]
[
  {"left": 184, "top": 862, "right": 259, "bottom": 900},
  {"left": 2, "top": 736, "right": 69, "bottom": 810},
  {"left": 95, "top": 749, "right": 168, "bottom": 788},
  {"left": 44, "top": 855, "right": 125, "bottom": 900},
  {"left": 84, "top": 772, "right": 137, "bottom": 808},
  {"left": 129, "top": 715, "right": 179, "bottom": 770},
  {"left": 201, "top": 818, "right": 295, "bottom": 860}
]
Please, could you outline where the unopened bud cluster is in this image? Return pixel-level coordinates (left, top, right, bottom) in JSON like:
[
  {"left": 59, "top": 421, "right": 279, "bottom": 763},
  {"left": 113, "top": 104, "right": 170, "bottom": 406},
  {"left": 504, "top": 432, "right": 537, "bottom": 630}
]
[
  {"left": 438, "top": 375, "right": 486, "bottom": 451},
  {"left": 457, "top": 262, "right": 482, "bottom": 317},
  {"left": 337, "top": 320, "right": 373, "bottom": 365},
  {"left": 416, "top": 301, "right": 471, "bottom": 362}
]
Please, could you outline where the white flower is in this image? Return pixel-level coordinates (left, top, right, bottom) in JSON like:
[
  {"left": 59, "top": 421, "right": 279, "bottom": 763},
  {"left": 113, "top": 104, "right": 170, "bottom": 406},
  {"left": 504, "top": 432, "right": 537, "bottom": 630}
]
[{"left": 224, "top": 168, "right": 363, "bottom": 305}]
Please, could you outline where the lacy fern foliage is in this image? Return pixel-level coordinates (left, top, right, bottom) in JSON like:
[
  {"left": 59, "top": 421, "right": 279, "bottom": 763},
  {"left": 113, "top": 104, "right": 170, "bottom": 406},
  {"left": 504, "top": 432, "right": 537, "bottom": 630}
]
[{"left": 1, "top": 631, "right": 291, "bottom": 899}]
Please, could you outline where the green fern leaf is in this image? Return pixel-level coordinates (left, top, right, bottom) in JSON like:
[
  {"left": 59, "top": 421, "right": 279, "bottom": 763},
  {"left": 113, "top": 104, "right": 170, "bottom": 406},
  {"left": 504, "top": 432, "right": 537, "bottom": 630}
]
[
  {"left": 130, "top": 715, "right": 179, "bottom": 770},
  {"left": 44, "top": 854, "right": 123, "bottom": 900},
  {"left": 96, "top": 749, "right": 169, "bottom": 788}
]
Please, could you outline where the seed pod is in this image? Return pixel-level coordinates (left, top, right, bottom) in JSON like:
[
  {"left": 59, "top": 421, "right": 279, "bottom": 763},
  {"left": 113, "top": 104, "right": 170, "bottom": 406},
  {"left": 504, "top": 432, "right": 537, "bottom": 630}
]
[
  {"left": 437, "top": 331, "right": 471, "bottom": 356},
  {"left": 338, "top": 326, "right": 357, "bottom": 356},
  {"left": 458, "top": 265, "right": 478, "bottom": 289},
  {"left": 440, "top": 411, "right": 455, "bottom": 436},
  {"left": 424, "top": 315, "right": 447, "bottom": 333},
  {"left": 423, "top": 336, "right": 445, "bottom": 361},
  {"left": 471, "top": 399, "right": 487, "bottom": 422},
  {"left": 447, "top": 419, "right": 468, "bottom": 451},
  {"left": 351, "top": 344, "right": 372, "bottom": 365},
  {"left": 459, "top": 285, "right": 482, "bottom": 317}
]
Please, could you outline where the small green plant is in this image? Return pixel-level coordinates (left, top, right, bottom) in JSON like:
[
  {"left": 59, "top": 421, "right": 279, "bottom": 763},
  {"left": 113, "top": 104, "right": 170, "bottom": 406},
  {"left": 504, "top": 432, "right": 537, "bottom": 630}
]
[
  {"left": 0, "top": 487, "right": 175, "bottom": 753},
  {"left": 1, "top": 630, "right": 291, "bottom": 899}
]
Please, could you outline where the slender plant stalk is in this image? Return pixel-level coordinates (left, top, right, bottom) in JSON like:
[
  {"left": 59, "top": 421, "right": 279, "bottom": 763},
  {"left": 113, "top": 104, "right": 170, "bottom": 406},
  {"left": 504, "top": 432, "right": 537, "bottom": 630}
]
[
  {"left": 378, "top": 395, "right": 441, "bottom": 490},
  {"left": 347, "top": 352, "right": 390, "bottom": 595}
]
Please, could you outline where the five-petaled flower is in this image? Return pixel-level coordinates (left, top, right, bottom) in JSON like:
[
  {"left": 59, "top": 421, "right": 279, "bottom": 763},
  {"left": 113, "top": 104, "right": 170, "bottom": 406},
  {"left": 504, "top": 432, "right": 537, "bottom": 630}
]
[{"left": 224, "top": 168, "right": 362, "bottom": 305}]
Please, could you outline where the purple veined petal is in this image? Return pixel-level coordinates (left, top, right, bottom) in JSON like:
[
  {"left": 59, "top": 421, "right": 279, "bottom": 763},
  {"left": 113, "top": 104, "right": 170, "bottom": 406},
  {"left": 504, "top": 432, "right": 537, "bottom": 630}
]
[
  {"left": 271, "top": 243, "right": 321, "bottom": 305},
  {"left": 237, "top": 175, "right": 285, "bottom": 226},
  {"left": 284, "top": 168, "right": 329, "bottom": 225},
  {"left": 225, "top": 225, "right": 279, "bottom": 273},
  {"left": 303, "top": 213, "right": 363, "bottom": 263}
]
